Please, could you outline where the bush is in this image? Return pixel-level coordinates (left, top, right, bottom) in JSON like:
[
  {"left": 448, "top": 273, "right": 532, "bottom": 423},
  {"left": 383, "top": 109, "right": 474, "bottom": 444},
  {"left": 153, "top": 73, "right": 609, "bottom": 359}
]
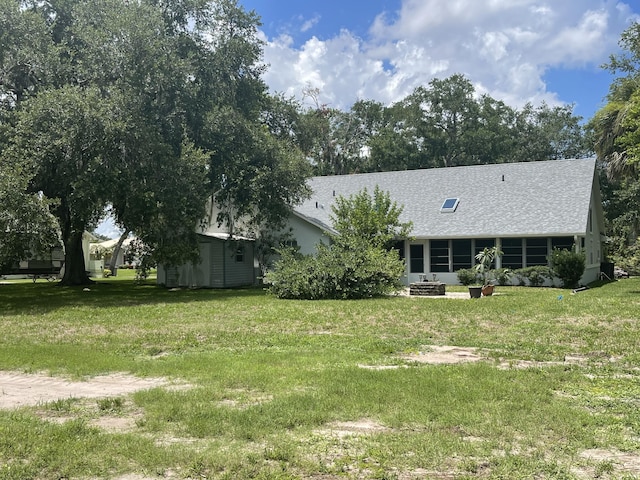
[
  {"left": 491, "top": 268, "right": 512, "bottom": 286},
  {"left": 513, "top": 266, "right": 553, "bottom": 287},
  {"left": 610, "top": 236, "right": 640, "bottom": 275},
  {"left": 263, "top": 248, "right": 317, "bottom": 299},
  {"left": 265, "top": 237, "right": 405, "bottom": 300},
  {"left": 549, "top": 248, "right": 585, "bottom": 288},
  {"left": 266, "top": 186, "right": 411, "bottom": 300},
  {"left": 456, "top": 268, "right": 478, "bottom": 286}
]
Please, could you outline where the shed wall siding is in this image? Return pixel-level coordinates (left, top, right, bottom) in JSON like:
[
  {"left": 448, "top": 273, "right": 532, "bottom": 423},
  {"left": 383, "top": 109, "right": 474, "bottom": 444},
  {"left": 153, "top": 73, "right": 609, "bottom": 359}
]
[
  {"left": 158, "top": 237, "right": 255, "bottom": 288},
  {"left": 210, "top": 241, "right": 225, "bottom": 288},
  {"left": 224, "top": 242, "right": 255, "bottom": 287}
]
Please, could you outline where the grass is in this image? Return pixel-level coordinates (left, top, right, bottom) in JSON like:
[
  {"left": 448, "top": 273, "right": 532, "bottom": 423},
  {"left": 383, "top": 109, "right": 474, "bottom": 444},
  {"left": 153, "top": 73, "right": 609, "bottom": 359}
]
[{"left": 0, "top": 275, "right": 639, "bottom": 479}]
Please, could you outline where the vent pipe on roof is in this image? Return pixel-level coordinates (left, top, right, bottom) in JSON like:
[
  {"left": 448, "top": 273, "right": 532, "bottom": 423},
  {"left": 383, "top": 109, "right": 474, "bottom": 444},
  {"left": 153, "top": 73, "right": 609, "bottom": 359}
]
[
  {"left": 333, "top": 190, "right": 336, "bottom": 196},
  {"left": 502, "top": 175, "right": 505, "bottom": 181}
]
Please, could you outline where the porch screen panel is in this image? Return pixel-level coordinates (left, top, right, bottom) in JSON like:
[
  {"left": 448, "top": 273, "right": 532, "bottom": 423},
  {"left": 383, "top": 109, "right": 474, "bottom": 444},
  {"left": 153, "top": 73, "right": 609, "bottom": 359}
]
[
  {"left": 430, "top": 240, "right": 450, "bottom": 272},
  {"left": 525, "top": 238, "right": 548, "bottom": 266},
  {"left": 501, "top": 238, "right": 523, "bottom": 269},
  {"left": 474, "top": 239, "right": 495, "bottom": 258},
  {"left": 409, "top": 244, "right": 424, "bottom": 273},
  {"left": 452, "top": 239, "right": 472, "bottom": 270},
  {"left": 551, "top": 237, "right": 574, "bottom": 252}
]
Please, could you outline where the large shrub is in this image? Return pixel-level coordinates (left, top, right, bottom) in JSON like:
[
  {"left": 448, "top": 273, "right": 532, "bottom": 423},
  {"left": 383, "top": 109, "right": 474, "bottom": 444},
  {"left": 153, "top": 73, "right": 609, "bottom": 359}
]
[
  {"left": 266, "top": 237, "right": 405, "bottom": 299},
  {"left": 330, "top": 186, "right": 413, "bottom": 249},
  {"left": 266, "top": 187, "right": 411, "bottom": 300},
  {"left": 263, "top": 248, "right": 318, "bottom": 299},
  {"left": 549, "top": 248, "right": 585, "bottom": 288}
]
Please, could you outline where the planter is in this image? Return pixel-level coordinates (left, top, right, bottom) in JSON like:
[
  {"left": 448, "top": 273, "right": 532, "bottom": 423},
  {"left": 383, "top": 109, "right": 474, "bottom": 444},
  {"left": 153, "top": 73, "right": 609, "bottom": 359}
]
[
  {"left": 468, "top": 286, "right": 482, "bottom": 298},
  {"left": 481, "top": 284, "right": 494, "bottom": 296}
]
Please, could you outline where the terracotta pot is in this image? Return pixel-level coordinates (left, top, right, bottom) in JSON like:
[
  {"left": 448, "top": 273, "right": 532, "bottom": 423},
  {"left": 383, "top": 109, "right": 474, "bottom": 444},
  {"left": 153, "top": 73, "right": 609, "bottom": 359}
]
[{"left": 481, "top": 284, "right": 494, "bottom": 296}]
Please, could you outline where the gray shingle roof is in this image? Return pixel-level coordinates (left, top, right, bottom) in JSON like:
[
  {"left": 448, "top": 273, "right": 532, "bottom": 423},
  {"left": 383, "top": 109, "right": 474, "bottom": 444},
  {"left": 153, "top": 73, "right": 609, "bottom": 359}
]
[{"left": 293, "top": 158, "right": 597, "bottom": 239}]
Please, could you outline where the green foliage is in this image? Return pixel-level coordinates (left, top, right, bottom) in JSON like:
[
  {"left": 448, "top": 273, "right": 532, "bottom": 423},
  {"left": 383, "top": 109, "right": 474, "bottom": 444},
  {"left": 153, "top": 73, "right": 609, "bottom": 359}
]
[
  {"left": 491, "top": 267, "right": 513, "bottom": 286},
  {"left": 549, "top": 248, "right": 586, "bottom": 288},
  {"left": 456, "top": 268, "right": 478, "bottom": 286},
  {"left": 1, "top": 0, "right": 309, "bottom": 285},
  {"left": 513, "top": 266, "right": 554, "bottom": 287},
  {"left": 330, "top": 186, "right": 413, "bottom": 250},
  {"left": 609, "top": 236, "right": 640, "bottom": 274},
  {"left": 0, "top": 157, "right": 60, "bottom": 270},
  {"left": 266, "top": 237, "right": 405, "bottom": 300},
  {"left": 267, "top": 187, "right": 411, "bottom": 299},
  {"left": 588, "top": 22, "right": 640, "bottom": 271},
  {"left": 474, "top": 246, "right": 503, "bottom": 285},
  {"left": 97, "top": 397, "right": 124, "bottom": 412},
  {"left": 297, "top": 74, "right": 587, "bottom": 176},
  {"left": 263, "top": 248, "right": 316, "bottom": 299},
  {"left": 206, "top": 104, "right": 311, "bottom": 237}
]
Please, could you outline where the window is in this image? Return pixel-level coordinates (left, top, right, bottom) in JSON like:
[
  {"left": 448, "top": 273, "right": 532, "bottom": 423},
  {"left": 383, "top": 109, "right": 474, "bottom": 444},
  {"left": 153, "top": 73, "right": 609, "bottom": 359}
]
[
  {"left": 474, "top": 239, "right": 495, "bottom": 259},
  {"left": 525, "top": 238, "right": 548, "bottom": 266},
  {"left": 430, "top": 240, "right": 449, "bottom": 272},
  {"left": 235, "top": 246, "right": 244, "bottom": 263},
  {"left": 409, "top": 244, "right": 424, "bottom": 273},
  {"left": 501, "top": 238, "right": 523, "bottom": 269},
  {"left": 440, "top": 198, "right": 459, "bottom": 213},
  {"left": 452, "top": 239, "right": 472, "bottom": 270},
  {"left": 551, "top": 237, "right": 573, "bottom": 251}
]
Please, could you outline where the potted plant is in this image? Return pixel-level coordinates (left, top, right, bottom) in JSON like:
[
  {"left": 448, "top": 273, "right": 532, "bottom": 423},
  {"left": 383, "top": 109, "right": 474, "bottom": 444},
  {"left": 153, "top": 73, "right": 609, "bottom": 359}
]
[{"left": 473, "top": 246, "right": 503, "bottom": 296}]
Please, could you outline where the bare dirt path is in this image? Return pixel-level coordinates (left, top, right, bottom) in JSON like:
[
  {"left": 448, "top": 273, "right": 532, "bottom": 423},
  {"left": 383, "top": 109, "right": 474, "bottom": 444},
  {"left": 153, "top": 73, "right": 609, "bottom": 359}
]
[{"left": 0, "top": 371, "right": 171, "bottom": 409}]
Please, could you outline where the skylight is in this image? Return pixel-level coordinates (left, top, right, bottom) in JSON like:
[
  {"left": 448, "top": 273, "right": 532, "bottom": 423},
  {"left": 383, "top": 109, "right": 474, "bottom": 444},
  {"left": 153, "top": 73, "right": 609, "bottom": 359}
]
[{"left": 440, "top": 197, "right": 459, "bottom": 213}]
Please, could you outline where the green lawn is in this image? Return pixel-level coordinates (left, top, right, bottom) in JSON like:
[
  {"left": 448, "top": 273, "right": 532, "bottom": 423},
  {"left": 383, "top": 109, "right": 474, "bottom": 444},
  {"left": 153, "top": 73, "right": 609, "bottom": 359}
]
[{"left": 0, "top": 276, "right": 639, "bottom": 479}]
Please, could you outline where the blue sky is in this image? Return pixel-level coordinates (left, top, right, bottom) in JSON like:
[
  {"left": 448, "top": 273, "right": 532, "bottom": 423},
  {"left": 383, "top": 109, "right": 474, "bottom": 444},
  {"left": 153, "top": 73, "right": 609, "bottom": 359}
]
[{"left": 240, "top": 0, "right": 640, "bottom": 121}]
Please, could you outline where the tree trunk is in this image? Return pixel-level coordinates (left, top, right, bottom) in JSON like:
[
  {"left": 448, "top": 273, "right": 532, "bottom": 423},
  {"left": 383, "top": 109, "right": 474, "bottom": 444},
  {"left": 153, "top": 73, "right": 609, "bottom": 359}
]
[
  {"left": 109, "top": 229, "right": 131, "bottom": 275},
  {"left": 60, "top": 231, "right": 93, "bottom": 286}
]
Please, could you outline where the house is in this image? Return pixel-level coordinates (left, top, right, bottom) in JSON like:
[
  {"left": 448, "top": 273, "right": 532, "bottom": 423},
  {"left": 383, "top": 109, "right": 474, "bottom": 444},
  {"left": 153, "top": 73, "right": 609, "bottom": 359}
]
[
  {"left": 0, "top": 232, "right": 96, "bottom": 280},
  {"left": 90, "top": 236, "right": 136, "bottom": 275},
  {"left": 156, "top": 232, "right": 256, "bottom": 288},
  {"left": 284, "top": 158, "right": 605, "bottom": 286}
]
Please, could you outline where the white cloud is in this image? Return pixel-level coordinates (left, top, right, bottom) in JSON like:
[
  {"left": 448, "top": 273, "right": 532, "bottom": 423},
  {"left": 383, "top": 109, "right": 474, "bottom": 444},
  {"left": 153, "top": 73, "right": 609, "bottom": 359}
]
[
  {"left": 259, "top": 0, "right": 639, "bottom": 112},
  {"left": 545, "top": 10, "right": 610, "bottom": 64},
  {"left": 300, "top": 14, "right": 320, "bottom": 33}
]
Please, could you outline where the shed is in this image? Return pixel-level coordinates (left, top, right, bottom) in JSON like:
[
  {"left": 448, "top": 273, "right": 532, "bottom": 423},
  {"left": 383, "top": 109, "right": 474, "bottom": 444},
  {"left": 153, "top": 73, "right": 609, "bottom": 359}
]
[{"left": 157, "top": 233, "right": 255, "bottom": 288}]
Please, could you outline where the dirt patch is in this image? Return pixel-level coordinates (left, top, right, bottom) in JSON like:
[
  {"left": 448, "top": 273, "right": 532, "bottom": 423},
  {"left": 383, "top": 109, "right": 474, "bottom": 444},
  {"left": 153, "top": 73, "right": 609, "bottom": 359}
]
[
  {"left": 495, "top": 354, "right": 610, "bottom": 370},
  {"left": 89, "top": 414, "right": 142, "bottom": 433},
  {"left": 401, "top": 346, "right": 483, "bottom": 365},
  {"left": 379, "top": 346, "right": 599, "bottom": 368},
  {"left": 0, "top": 371, "right": 180, "bottom": 409},
  {"left": 573, "top": 449, "right": 640, "bottom": 478},
  {"left": 316, "top": 418, "right": 390, "bottom": 438}
]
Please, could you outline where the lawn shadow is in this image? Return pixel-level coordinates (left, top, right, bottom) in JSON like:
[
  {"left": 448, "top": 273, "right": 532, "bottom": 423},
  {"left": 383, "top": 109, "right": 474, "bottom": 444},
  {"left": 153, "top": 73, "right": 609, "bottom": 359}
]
[{"left": 0, "top": 280, "right": 266, "bottom": 316}]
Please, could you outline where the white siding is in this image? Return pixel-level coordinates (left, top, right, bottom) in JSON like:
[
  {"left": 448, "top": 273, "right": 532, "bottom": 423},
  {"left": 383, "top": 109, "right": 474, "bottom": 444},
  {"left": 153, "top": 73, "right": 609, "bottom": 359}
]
[{"left": 284, "top": 214, "right": 330, "bottom": 255}]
